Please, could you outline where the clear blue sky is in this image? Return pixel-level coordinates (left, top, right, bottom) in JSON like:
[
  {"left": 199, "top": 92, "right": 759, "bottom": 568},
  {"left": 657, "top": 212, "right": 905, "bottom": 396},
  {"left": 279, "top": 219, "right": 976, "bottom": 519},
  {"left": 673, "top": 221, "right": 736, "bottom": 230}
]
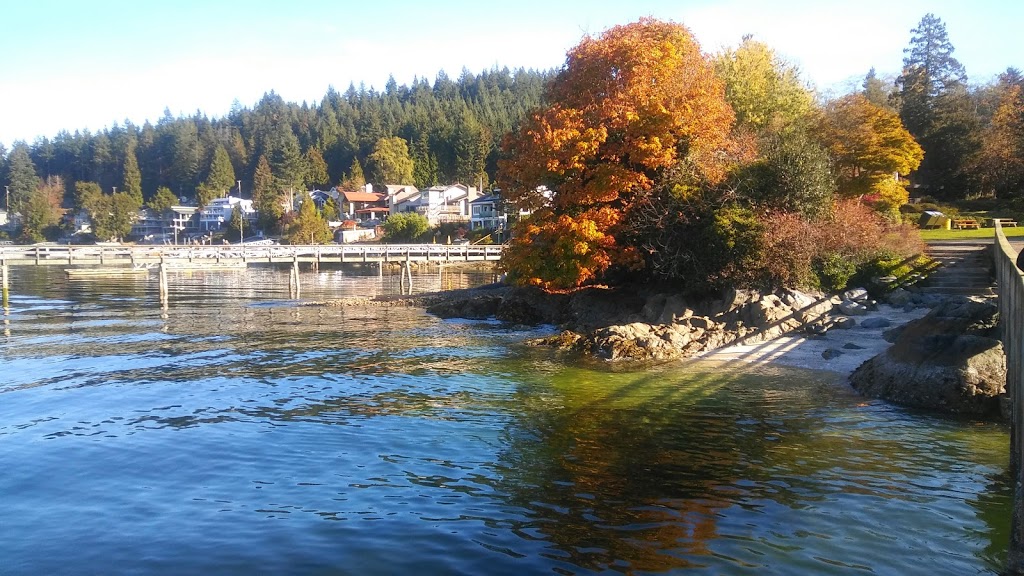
[{"left": 1, "top": 0, "right": 1019, "bottom": 147}]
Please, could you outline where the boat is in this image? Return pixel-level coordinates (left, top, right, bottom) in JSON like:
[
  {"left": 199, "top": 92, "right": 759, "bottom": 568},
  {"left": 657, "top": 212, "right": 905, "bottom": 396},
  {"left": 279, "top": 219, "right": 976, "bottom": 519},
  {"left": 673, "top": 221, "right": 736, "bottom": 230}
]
[
  {"left": 160, "top": 261, "right": 247, "bottom": 271},
  {"left": 65, "top": 266, "right": 150, "bottom": 278}
]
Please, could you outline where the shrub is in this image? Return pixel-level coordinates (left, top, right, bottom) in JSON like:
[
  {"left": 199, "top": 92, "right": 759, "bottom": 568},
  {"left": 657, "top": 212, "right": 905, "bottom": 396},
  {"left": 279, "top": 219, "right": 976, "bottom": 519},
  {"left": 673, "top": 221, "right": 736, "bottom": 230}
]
[
  {"left": 850, "top": 251, "right": 932, "bottom": 297},
  {"left": 383, "top": 212, "right": 429, "bottom": 242},
  {"left": 814, "top": 252, "right": 857, "bottom": 292}
]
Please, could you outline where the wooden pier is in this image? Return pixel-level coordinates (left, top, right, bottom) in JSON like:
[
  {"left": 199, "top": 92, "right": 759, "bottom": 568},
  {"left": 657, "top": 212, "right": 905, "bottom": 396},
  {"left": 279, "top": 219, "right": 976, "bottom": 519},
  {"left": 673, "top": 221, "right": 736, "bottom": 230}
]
[
  {"left": 0, "top": 243, "right": 503, "bottom": 268},
  {"left": 0, "top": 243, "right": 503, "bottom": 307}
]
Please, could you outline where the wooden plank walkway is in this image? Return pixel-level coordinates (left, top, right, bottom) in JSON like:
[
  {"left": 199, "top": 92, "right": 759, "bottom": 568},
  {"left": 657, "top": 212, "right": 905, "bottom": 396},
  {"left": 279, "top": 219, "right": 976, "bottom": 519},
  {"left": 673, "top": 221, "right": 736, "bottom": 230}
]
[{"left": 0, "top": 243, "right": 503, "bottom": 267}]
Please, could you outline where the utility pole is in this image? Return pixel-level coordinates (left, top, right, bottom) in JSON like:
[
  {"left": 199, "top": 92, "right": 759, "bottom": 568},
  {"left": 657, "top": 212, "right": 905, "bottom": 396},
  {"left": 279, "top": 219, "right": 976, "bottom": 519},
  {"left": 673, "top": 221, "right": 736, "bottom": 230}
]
[{"left": 4, "top": 186, "right": 8, "bottom": 211}]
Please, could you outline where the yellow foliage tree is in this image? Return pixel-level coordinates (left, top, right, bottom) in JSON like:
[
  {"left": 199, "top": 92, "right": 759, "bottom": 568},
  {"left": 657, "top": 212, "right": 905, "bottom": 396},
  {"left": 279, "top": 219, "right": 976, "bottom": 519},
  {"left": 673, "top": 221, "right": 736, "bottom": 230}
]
[
  {"left": 713, "top": 36, "right": 817, "bottom": 136},
  {"left": 979, "top": 81, "right": 1024, "bottom": 198},
  {"left": 818, "top": 93, "right": 924, "bottom": 200},
  {"left": 498, "top": 18, "right": 738, "bottom": 289}
]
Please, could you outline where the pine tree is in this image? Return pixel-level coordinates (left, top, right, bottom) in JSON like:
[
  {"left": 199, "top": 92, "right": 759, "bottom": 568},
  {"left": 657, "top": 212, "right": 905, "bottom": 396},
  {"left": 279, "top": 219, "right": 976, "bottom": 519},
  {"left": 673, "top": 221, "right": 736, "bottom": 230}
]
[
  {"left": 206, "top": 144, "right": 237, "bottom": 195},
  {"left": 282, "top": 197, "right": 331, "bottom": 244},
  {"left": 862, "top": 68, "right": 896, "bottom": 112},
  {"left": 252, "top": 154, "right": 281, "bottom": 229},
  {"left": 147, "top": 186, "right": 179, "bottom": 214},
  {"left": 271, "top": 130, "right": 306, "bottom": 194},
  {"left": 122, "top": 140, "right": 143, "bottom": 205},
  {"left": 897, "top": 13, "right": 980, "bottom": 196},
  {"left": 304, "top": 146, "right": 329, "bottom": 189},
  {"left": 5, "top": 143, "right": 41, "bottom": 213}
]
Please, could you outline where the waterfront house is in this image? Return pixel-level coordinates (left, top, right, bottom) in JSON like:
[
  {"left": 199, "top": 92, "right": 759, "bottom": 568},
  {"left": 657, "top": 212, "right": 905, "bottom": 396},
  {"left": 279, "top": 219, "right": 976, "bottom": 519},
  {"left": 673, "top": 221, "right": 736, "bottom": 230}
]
[
  {"left": 0, "top": 208, "right": 8, "bottom": 229},
  {"left": 126, "top": 206, "right": 199, "bottom": 243},
  {"left": 199, "top": 196, "right": 256, "bottom": 231},
  {"left": 390, "top": 184, "right": 480, "bottom": 226},
  {"left": 470, "top": 194, "right": 503, "bottom": 230},
  {"left": 340, "top": 188, "right": 388, "bottom": 222},
  {"left": 130, "top": 208, "right": 165, "bottom": 240}
]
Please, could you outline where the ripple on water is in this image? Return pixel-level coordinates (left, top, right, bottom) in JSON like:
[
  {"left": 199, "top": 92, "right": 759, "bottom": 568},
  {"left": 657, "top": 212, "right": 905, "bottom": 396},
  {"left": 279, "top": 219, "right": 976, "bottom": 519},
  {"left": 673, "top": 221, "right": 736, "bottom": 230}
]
[{"left": 0, "top": 267, "right": 1012, "bottom": 575}]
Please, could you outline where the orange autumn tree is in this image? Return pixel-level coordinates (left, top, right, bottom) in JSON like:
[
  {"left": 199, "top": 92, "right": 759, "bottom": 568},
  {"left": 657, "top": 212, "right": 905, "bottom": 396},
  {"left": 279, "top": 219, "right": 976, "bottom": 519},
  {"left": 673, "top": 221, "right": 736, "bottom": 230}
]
[
  {"left": 818, "top": 93, "right": 924, "bottom": 215},
  {"left": 498, "top": 18, "right": 737, "bottom": 290}
]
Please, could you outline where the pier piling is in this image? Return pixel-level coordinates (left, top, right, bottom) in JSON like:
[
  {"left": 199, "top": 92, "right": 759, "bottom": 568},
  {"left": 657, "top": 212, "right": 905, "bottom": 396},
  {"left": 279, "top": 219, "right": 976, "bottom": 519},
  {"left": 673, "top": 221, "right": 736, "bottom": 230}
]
[
  {"left": 158, "top": 263, "right": 169, "bottom": 309},
  {"left": 290, "top": 259, "right": 301, "bottom": 299},
  {"left": 1, "top": 263, "right": 8, "bottom": 308}
]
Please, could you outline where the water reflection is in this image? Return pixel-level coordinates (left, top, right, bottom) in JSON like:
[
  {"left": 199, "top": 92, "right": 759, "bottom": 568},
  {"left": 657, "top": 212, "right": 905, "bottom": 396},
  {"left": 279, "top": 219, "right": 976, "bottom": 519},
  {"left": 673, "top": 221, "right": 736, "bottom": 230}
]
[
  {"left": 0, "top": 265, "right": 1013, "bottom": 575},
  {"left": 488, "top": 360, "right": 1012, "bottom": 574}
]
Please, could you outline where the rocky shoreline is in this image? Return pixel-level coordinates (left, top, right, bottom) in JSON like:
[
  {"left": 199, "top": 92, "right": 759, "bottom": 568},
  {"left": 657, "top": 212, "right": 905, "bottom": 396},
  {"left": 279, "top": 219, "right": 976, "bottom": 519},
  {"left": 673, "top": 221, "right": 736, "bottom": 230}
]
[{"left": 309, "top": 283, "right": 1008, "bottom": 420}]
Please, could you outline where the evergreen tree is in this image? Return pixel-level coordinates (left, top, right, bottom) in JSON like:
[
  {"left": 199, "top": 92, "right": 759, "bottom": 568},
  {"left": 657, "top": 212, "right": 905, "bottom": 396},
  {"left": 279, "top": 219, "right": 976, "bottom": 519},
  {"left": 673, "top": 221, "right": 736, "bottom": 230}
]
[
  {"left": 304, "top": 146, "right": 329, "bottom": 189},
  {"left": 862, "top": 67, "right": 896, "bottom": 112},
  {"left": 169, "top": 120, "right": 200, "bottom": 199},
  {"left": 147, "top": 186, "right": 179, "bottom": 214},
  {"left": 5, "top": 142, "right": 41, "bottom": 213},
  {"left": 252, "top": 154, "right": 282, "bottom": 229},
  {"left": 206, "top": 144, "right": 237, "bottom": 195},
  {"left": 224, "top": 205, "right": 245, "bottom": 241},
  {"left": 282, "top": 197, "right": 331, "bottom": 244},
  {"left": 10, "top": 67, "right": 553, "bottom": 210},
  {"left": 453, "top": 107, "right": 490, "bottom": 186},
  {"left": 340, "top": 158, "right": 366, "bottom": 191},
  {"left": 122, "top": 140, "right": 143, "bottom": 205},
  {"left": 322, "top": 197, "right": 341, "bottom": 221},
  {"left": 90, "top": 192, "right": 138, "bottom": 241},
  {"left": 271, "top": 130, "right": 306, "bottom": 194},
  {"left": 20, "top": 176, "right": 64, "bottom": 242},
  {"left": 411, "top": 133, "right": 439, "bottom": 188},
  {"left": 195, "top": 182, "right": 220, "bottom": 209},
  {"left": 897, "top": 13, "right": 980, "bottom": 196},
  {"left": 74, "top": 181, "right": 103, "bottom": 211}
]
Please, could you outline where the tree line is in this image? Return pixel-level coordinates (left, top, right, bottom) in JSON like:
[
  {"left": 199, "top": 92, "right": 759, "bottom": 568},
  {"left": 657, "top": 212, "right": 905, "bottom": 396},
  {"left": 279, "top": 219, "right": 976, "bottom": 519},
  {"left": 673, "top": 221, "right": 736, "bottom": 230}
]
[
  {"left": 0, "top": 67, "right": 551, "bottom": 240},
  {"left": 1, "top": 13, "right": 1022, "bottom": 253},
  {"left": 497, "top": 14, "right": 1023, "bottom": 292}
]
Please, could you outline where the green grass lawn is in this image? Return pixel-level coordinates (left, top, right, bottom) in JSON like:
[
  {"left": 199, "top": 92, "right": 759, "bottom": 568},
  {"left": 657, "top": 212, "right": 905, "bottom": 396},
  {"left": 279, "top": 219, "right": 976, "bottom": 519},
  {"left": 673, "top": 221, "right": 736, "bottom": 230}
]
[{"left": 919, "top": 226, "right": 1024, "bottom": 241}]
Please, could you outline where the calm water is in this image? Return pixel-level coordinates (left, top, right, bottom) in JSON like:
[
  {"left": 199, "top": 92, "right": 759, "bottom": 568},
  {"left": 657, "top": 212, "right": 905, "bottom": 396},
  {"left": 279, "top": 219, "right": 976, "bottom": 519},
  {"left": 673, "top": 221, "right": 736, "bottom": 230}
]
[{"left": 0, "top": 265, "right": 1012, "bottom": 575}]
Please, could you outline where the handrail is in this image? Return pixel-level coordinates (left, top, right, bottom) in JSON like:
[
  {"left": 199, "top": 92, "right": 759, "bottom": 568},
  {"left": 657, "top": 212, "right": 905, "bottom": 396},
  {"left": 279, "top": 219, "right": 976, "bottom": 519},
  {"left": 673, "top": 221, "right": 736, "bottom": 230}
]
[
  {"left": 994, "top": 222, "right": 1024, "bottom": 573},
  {"left": 0, "top": 243, "right": 504, "bottom": 265}
]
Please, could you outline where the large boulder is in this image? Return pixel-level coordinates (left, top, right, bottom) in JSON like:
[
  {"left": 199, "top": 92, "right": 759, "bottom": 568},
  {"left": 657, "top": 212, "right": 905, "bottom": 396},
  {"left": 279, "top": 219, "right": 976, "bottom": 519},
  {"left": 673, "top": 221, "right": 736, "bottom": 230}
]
[{"left": 849, "top": 298, "right": 1006, "bottom": 417}]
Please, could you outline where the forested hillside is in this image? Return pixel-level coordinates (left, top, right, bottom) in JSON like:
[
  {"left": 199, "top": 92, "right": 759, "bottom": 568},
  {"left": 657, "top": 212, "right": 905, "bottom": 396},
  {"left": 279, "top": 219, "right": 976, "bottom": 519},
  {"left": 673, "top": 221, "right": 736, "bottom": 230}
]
[{"left": 1, "top": 67, "right": 552, "bottom": 209}]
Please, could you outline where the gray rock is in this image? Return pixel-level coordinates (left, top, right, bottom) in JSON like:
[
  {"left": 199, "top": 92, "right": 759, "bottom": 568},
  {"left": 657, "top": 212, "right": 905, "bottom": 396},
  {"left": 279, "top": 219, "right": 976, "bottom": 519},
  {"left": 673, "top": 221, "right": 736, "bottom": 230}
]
[
  {"left": 806, "top": 322, "right": 828, "bottom": 335},
  {"left": 849, "top": 298, "right": 1006, "bottom": 417},
  {"left": 842, "top": 288, "right": 869, "bottom": 303},
  {"left": 795, "top": 298, "right": 835, "bottom": 324},
  {"left": 838, "top": 301, "right": 869, "bottom": 316},
  {"left": 887, "top": 288, "right": 913, "bottom": 307},
  {"left": 781, "top": 289, "right": 818, "bottom": 310},
  {"left": 843, "top": 343, "right": 866, "bottom": 350},
  {"left": 822, "top": 348, "right": 845, "bottom": 360},
  {"left": 859, "top": 317, "right": 892, "bottom": 329},
  {"left": 832, "top": 316, "right": 856, "bottom": 329},
  {"left": 882, "top": 324, "right": 906, "bottom": 343},
  {"left": 688, "top": 316, "right": 713, "bottom": 330}
]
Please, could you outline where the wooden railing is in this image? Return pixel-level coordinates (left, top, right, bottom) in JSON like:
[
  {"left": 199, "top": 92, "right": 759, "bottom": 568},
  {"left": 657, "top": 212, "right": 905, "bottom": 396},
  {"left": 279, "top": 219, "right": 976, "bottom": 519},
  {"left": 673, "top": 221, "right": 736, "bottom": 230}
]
[
  {"left": 0, "top": 243, "right": 503, "bottom": 267},
  {"left": 994, "top": 222, "right": 1024, "bottom": 573}
]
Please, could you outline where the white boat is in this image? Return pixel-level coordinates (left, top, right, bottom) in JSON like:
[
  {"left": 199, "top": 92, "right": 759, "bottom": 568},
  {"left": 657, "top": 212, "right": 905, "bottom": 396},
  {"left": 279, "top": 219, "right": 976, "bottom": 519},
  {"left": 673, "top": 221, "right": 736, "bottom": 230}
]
[
  {"left": 160, "top": 261, "right": 247, "bottom": 271},
  {"left": 65, "top": 266, "right": 149, "bottom": 278}
]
